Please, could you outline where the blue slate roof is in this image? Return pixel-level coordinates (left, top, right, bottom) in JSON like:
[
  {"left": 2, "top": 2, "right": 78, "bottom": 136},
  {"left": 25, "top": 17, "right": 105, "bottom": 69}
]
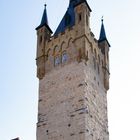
[
  {"left": 40, "top": 5, "right": 48, "bottom": 26},
  {"left": 54, "top": 0, "right": 91, "bottom": 36},
  {"left": 36, "top": 4, "right": 52, "bottom": 33},
  {"left": 98, "top": 19, "right": 110, "bottom": 47}
]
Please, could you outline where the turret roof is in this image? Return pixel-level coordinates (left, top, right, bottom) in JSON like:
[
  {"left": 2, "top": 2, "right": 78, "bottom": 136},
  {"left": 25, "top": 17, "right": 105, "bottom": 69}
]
[
  {"left": 98, "top": 18, "right": 110, "bottom": 47},
  {"left": 36, "top": 4, "right": 52, "bottom": 33}
]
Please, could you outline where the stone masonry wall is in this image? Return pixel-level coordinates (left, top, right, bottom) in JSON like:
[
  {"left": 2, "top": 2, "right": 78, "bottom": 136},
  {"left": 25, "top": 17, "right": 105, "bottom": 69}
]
[
  {"left": 84, "top": 61, "right": 109, "bottom": 140},
  {"left": 37, "top": 62, "right": 88, "bottom": 140},
  {"left": 37, "top": 59, "right": 109, "bottom": 140}
]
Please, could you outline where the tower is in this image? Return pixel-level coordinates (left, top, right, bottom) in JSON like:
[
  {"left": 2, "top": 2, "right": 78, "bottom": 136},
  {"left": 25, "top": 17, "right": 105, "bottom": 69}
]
[{"left": 35, "top": 1, "right": 110, "bottom": 140}]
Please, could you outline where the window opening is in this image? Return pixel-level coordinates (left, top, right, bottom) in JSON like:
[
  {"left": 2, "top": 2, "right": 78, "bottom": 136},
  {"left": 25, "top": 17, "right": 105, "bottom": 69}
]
[
  {"left": 65, "top": 13, "right": 71, "bottom": 26},
  {"left": 62, "top": 52, "right": 68, "bottom": 63},
  {"left": 54, "top": 56, "right": 61, "bottom": 66},
  {"left": 79, "top": 13, "right": 82, "bottom": 22}
]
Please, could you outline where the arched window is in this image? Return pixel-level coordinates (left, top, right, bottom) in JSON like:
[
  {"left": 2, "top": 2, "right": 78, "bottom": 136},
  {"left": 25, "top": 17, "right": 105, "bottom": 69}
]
[
  {"left": 54, "top": 45, "right": 59, "bottom": 55},
  {"left": 61, "top": 42, "right": 67, "bottom": 51},
  {"left": 62, "top": 51, "right": 68, "bottom": 63},
  {"left": 54, "top": 56, "right": 61, "bottom": 66}
]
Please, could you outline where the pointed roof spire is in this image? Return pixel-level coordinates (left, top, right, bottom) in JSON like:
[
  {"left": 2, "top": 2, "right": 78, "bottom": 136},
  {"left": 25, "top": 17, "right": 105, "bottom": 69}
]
[
  {"left": 36, "top": 4, "right": 52, "bottom": 33},
  {"left": 98, "top": 17, "right": 110, "bottom": 46},
  {"left": 40, "top": 4, "right": 48, "bottom": 25},
  {"left": 99, "top": 17, "right": 107, "bottom": 42}
]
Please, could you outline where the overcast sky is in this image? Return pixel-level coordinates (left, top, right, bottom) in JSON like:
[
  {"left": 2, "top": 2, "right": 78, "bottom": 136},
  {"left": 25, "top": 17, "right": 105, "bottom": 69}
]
[{"left": 0, "top": 0, "right": 140, "bottom": 140}]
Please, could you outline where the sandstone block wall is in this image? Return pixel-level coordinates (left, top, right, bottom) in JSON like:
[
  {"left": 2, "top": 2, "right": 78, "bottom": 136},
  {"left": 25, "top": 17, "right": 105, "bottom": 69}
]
[{"left": 37, "top": 61, "right": 109, "bottom": 140}]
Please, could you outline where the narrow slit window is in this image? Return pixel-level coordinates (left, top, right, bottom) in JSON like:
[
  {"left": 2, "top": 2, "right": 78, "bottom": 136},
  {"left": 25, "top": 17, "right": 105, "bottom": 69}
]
[
  {"left": 86, "top": 15, "right": 89, "bottom": 26},
  {"left": 79, "top": 13, "right": 82, "bottom": 22},
  {"left": 39, "top": 36, "right": 42, "bottom": 44}
]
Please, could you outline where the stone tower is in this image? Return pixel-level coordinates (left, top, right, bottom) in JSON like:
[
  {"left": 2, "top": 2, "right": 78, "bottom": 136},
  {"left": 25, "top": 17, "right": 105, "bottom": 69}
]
[{"left": 35, "top": 0, "right": 110, "bottom": 140}]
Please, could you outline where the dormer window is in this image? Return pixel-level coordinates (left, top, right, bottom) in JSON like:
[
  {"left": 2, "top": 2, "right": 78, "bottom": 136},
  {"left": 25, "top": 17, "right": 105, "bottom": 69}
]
[{"left": 65, "top": 13, "right": 71, "bottom": 26}]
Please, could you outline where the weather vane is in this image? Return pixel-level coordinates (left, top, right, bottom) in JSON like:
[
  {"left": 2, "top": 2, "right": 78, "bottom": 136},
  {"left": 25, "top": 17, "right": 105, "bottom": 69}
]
[
  {"left": 44, "top": 3, "right": 47, "bottom": 8},
  {"left": 101, "top": 16, "right": 104, "bottom": 22}
]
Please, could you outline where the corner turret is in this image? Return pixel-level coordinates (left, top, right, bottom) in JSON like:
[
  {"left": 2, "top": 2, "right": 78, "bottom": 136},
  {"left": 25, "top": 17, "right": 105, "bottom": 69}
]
[
  {"left": 36, "top": 4, "right": 52, "bottom": 33},
  {"left": 98, "top": 18, "right": 110, "bottom": 90},
  {"left": 98, "top": 18, "right": 110, "bottom": 47},
  {"left": 36, "top": 4, "right": 53, "bottom": 79}
]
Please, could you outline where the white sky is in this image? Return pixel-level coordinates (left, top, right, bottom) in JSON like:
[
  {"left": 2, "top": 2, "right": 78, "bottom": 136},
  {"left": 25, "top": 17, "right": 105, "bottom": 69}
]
[{"left": 0, "top": 0, "right": 140, "bottom": 140}]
